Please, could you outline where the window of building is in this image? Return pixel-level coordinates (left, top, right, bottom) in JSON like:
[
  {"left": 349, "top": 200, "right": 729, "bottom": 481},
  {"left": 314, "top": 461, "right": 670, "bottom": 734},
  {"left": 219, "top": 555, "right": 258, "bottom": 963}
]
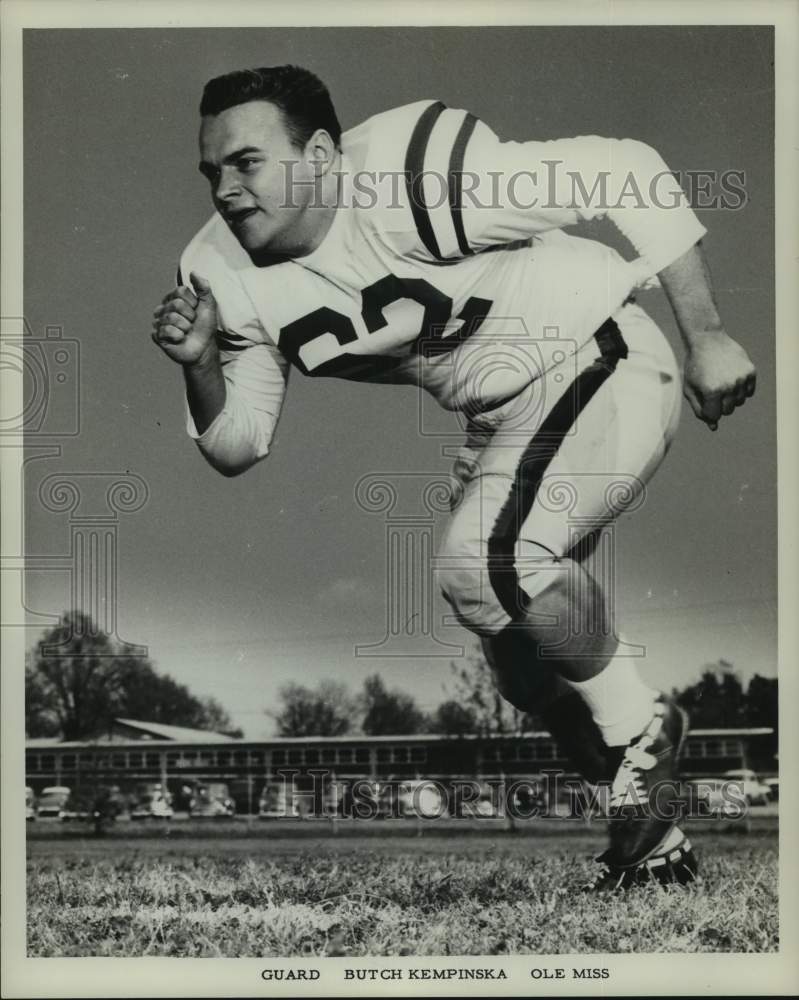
[
  {"left": 355, "top": 748, "right": 369, "bottom": 765},
  {"left": 519, "top": 744, "right": 534, "bottom": 761},
  {"left": 61, "top": 754, "right": 76, "bottom": 769},
  {"left": 94, "top": 755, "right": 109, "bottom": 769},
  {"left": 182, "top": 752, "right": 197, "bottom": 767},
  {"left": 129, "top": 752, "right": 143, "bottom": 768},
  {"left": 377, "top": 748, "right": 391, "bottom": 763},
  {"left": 145, "top": 753, "right": 160, "bottom": 768},
  {"left": 287, "top": 749, "right": 303, "bottom": 765},
  {"left": 705, "top": 740, "right": 723, "bottom": 757},
  {"left": 217, "top": 751, "right": 230, "bottom": 767},
  {"left": 112, "top": 753, "right": 127, "bottom": 768},
  {"left": 166, "top": 752, "right": 180, "bottom": 768},
  {"left": 410, "top": 747, "right": 426, "bottom": 764},
  {"left": 233, "top": 751, "right": 248, "bottom": 767},
  {"left": 26, "top": 755, "right": 38, "bottom": 771},
  {"left": 337, "top": 748, "right": 353, "bottom": 764},
  {"left": 723, "top": 739, "right": 742, "bottom": 756},
  {"left": 272, "top": 750, "right": 286, "bottom": 766},
  {"left": 392, "top": 748, "right": 408, "bottom": 764},
  {"left": 199, "top": 751, "right": 215, "bottom": 767},
  {"left": 249, "top": 751, "right": 263, "bottom": 766},
  {"left": 536, "top": 743, "right": 557, "bottom": 760},
  {"left": 321, "top": 748, "right": 335, "bottom": 764},
  {"left": 41, "top": 755, "right": 55, "bottom": 770},
  {"left": 305, "top": 749, "right": 319, "bottom": 765}
]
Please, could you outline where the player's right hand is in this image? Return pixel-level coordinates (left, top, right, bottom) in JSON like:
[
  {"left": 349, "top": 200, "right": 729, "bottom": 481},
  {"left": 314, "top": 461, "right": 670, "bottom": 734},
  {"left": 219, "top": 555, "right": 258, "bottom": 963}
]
[{"left": 152, "top": 272, "right": 219, "bottom": 366}]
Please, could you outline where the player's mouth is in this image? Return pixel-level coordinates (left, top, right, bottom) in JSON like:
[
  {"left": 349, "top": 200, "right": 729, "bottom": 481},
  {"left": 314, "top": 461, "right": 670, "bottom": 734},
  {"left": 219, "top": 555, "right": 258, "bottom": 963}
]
[{"left": 225, "top": 208, "right": 259, "bottom": 228}]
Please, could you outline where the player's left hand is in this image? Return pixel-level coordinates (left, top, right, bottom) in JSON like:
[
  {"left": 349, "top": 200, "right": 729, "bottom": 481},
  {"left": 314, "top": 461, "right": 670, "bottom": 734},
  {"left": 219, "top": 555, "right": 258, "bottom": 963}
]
[{"left": 683, "top": 331, "right": 756, "bottom": 431}]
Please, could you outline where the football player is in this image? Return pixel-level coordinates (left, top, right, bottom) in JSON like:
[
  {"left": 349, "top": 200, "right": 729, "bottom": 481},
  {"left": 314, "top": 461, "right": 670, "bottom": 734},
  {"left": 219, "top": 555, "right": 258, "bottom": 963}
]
[{"left": 152, "top": 66, "right": 755, "bottom": 887}]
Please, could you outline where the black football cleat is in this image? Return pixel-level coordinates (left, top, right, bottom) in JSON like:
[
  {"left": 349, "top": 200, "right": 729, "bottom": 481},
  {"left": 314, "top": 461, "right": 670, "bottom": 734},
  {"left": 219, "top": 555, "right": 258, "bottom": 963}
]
[
  {"left": 583, "top": 833, "right": 698, "bottom": 892},
  {"left": 602, "top": 696, "right": 688, "bottom": 868}
]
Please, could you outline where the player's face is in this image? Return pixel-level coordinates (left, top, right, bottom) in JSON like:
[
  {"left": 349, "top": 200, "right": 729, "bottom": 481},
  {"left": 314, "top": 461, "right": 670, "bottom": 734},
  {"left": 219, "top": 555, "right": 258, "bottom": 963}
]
[{"left": 198, "top": 101, "right": 318, "bottom": 255}]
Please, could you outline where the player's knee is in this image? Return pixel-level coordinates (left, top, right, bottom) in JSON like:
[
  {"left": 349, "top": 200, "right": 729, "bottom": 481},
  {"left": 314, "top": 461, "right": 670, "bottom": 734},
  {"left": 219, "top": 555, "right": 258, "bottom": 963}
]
[
  {"left": 438, "top": 530, "right": 571, "bottom": 636},
  {"left": 438, "top": 558, "right": 495, "bottom": 636}
]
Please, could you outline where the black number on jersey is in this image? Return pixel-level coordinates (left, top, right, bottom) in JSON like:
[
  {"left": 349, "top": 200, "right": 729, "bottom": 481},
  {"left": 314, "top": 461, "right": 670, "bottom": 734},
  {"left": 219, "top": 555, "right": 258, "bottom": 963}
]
[{"left": 279, "top": 273, "right": 493, "bottom": 378}]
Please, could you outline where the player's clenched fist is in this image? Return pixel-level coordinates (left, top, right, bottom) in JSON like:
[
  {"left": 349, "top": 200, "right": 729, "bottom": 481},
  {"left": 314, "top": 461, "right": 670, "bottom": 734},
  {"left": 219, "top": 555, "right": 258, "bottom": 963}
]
[
  {"left": 683, "top": 330, "right": 756, "bottom": 432},
  {"left": 152, "top": 272, "right": 219, "bottom": 366}
]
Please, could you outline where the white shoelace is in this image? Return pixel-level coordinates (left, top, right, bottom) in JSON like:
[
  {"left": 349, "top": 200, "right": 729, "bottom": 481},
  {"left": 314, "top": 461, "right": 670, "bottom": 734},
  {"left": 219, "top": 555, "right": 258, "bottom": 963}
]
[{"left": 609, "top": 709, "right": 664, "bottom": 809}]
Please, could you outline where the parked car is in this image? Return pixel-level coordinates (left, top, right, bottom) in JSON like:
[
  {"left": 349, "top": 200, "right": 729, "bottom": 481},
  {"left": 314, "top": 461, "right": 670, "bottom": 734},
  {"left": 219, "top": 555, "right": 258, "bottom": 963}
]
[
  {"left": 130, "top": 783, "right": 173, "bottom": 819},
  {"left": 258, "top": 782, "right": 302, "bottom": 818},
  {"left": 684, "top": 777, "right": 747, "bottom": 818},
  {"left": 61, "top": 784, "right": 125, "bottom": 824},
  {"left": 25, "top": 786, "right": 37, "bottom": 821},
  {"left": 36, "top": 785, "right": 71, "bottom": 819},
  {"left": 188, "top": 782, "right": 235, "bottom": 818},
  {"left": 722, "top": 769, "right": 771, "bottom": 806},
  {"left": 377, "top": 780, "right": 448, "bottom": 819}
]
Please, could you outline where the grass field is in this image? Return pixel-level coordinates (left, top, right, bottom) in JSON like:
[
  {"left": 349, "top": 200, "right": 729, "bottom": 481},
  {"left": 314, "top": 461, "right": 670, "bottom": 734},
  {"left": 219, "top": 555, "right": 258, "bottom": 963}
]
[{"left": 26, "top": 823, "right": 778, "bottom": 957}]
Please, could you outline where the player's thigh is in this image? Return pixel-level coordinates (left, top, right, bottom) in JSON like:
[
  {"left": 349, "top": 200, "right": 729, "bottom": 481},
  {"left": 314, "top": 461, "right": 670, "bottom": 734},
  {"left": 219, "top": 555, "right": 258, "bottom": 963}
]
[
  {"left": 520, "top": 307, "right": 682, "bottom": 556},
  {"left": 439, "top": 305, "right": 681, "bottom": 616}
]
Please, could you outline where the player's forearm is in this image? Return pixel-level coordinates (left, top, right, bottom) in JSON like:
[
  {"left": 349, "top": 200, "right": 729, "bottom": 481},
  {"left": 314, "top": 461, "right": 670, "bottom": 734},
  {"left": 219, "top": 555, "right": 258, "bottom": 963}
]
[
  {"left": 657, "top": 242, "right": 725, "bottom": 351},
  {"left": 183, "top": 348, "right": 226, "bottom": 435}
]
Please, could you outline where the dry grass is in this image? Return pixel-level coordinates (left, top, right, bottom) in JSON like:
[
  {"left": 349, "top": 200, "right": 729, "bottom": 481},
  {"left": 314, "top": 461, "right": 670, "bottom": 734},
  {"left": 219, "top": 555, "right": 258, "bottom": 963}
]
[{"left": 26, "top": 826, "right": 777, "bottom": 956}]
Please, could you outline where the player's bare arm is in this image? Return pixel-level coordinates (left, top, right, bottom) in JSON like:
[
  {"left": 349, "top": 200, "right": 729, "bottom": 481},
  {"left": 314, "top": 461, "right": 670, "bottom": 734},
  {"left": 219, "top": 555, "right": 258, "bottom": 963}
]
[
  {"left": 658, "top": 242, "right": 756, "bottom": 431},
  {"left": 152, "top": 272, "right": 226, "bottom": 434}
]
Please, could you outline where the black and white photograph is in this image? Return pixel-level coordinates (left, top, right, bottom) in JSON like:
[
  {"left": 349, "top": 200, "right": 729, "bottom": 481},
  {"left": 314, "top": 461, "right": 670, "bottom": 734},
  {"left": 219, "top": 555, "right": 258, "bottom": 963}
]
[{"left": 1, "top": 1, "right": 797, "bottom": 996}]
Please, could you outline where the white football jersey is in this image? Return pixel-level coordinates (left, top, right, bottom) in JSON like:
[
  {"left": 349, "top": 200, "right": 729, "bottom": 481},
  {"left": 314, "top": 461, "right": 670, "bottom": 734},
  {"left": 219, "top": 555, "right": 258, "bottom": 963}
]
[{"left": 179, "top": 100, "right": 705, "bottom": 475}]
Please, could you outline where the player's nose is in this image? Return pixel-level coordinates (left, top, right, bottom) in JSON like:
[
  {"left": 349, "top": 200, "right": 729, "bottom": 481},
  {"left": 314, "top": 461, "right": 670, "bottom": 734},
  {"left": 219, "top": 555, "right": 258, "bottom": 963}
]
[{"left": 214, "top": 168, "right": 243, "bottom": 203}]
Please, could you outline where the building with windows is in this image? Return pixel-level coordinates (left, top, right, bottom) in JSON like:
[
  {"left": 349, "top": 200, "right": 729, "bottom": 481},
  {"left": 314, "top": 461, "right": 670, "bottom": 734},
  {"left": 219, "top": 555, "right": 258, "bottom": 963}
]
[{"left": 24, "top": 718, "right": 776, "bottom": 815}]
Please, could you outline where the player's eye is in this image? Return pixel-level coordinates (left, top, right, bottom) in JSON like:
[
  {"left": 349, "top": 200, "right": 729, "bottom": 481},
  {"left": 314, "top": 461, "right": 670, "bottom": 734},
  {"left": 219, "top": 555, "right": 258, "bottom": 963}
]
[{"left": 237, "top": 157, "right": 260, "bottom": 171}]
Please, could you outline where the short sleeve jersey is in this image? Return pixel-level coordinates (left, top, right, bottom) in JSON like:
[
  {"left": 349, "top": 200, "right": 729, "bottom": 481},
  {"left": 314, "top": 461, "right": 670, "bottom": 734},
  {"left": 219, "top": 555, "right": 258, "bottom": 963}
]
[{"left": 179, "top": 100, "right": 705, "bottom": 472}]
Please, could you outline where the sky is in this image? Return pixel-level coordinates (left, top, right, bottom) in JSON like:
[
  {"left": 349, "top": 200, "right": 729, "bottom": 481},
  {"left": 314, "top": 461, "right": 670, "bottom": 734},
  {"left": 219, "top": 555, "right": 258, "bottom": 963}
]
[{"left": 20, "top": 26, "right": 776, "bottom": 738}]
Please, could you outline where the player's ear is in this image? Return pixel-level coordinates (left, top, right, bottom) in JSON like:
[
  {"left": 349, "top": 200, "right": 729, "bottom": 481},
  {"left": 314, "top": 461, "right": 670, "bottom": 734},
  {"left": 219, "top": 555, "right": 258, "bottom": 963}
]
[{"left": 305, "top": 129, "right": 337, "bottom": 177}]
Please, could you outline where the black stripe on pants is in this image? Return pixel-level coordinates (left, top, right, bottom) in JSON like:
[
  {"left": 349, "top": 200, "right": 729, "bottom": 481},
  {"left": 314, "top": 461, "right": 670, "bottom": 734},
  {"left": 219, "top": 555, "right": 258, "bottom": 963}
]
[{"left": 486, "top": 318, "right": 629, "bottom": 622}]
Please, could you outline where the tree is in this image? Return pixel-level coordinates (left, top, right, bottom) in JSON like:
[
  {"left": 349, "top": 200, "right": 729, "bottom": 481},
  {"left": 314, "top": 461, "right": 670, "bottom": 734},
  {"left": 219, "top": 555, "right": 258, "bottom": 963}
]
[
  {"left": 25, "top": 652, "right": 62, "bottom": 738},
  {"left": 270, "top": 680, "right": 356, "bottom": 737},
  {"left": 745, "top": 674, "right": 778, "bottom": 731},
  {"left": 429, "top": 699, "right": 478, "bottom": 737},
  {"left": 26, "top": 612, "right": 125, "bottom": 740},
  {"left": 360, "top": 674, "right": 427, "bottom": 735},
  {"left": 672, "top": 660, "right": 747, "bottom": 729},
  {"left": 112, "top": 653, "right": 243, "bottom": 736},
  {"left": 447, "top": 645, "right": 523, "bottom": 735},
  {"left": 26, "top": 611, "right": 240, "bottom": 739}
]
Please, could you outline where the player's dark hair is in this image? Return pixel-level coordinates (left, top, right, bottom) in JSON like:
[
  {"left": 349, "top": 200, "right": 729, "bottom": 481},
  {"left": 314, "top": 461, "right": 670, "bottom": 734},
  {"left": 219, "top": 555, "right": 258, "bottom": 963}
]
[{"left": 200, "top": 65, "right": 341, "bottom": 150}]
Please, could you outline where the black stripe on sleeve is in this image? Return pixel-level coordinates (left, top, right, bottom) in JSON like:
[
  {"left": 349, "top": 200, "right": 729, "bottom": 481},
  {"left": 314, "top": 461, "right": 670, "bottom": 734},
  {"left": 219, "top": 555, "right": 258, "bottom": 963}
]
[
  {"left": 405, "top": 101, "right": 447, "bottom": 261},
  {"left": 487, "top": 319, "right": 628, "bottom": 622},
  {"left": 216, "top": 330, "right": 252, "bottom": 352},
  {"left": 448, "top": 112, "right": 478, "bottom": 256}
]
